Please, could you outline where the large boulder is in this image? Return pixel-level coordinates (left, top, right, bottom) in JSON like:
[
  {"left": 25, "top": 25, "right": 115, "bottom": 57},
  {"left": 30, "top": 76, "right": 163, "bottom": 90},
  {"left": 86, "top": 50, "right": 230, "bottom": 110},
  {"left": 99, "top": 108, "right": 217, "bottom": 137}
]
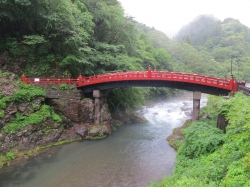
[
  {"left": 47, "top": 98, "right": 94, "bottom": 124},
  {"left": 112, "top": 109, "right": 147, "bottom": 124},
  {"left": 130, "top": 113, "right": 147, "bottom": 123},
  {"left": 79, "top": 99, "right": 94, "bottom": 123},
  {"left": 87, "top": 124, "right": 110, "bottom": 139}
]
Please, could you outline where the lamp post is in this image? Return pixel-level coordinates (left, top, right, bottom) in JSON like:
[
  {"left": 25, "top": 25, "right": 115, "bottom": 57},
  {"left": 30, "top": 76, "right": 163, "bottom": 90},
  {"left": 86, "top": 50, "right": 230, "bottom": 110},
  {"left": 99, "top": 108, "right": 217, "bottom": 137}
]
[
  {"left": 230, "top": 55, "right": 241, "bottom": 78},
  {"left": 237, "top": 61, "right": 240, "bottom": 80}
]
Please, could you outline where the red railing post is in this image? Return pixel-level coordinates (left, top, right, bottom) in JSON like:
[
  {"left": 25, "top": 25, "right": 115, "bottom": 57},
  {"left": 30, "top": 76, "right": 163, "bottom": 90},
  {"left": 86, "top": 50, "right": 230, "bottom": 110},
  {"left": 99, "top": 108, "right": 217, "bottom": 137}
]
[
  {"left": 233, "top": 80, "right": 238, "bottom": 92},
  {"left": 21, "top": 74, "right": 26, "bottom": 84},
  {"left": 223, "top": 77, "right": 227, "bottom": 86},
  {"left": 229, "top": 75, "right": 234, "bottom": 91},
  {"left": 78, "top": 74, "right": 83, "bottom": 86},
  {"left": 148, "top": 65, "right": 152, "bottom": 78}
]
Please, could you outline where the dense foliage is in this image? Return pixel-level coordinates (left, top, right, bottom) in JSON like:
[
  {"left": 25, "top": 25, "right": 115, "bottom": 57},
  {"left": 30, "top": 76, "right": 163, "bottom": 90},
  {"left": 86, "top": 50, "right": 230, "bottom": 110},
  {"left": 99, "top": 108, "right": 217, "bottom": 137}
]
[
  {"left": 12, "top": 82, "right": 46, "bottom": 101},
  {"left": 172, "top": 15, "right": 250, "bottom": 80},
  {"left": 141, "top": 15, "right": 250, "bottom": 81},
  {"left": 1, "top": 1, "right": 250, "bottom": 108},
  {"left": 0, "top": 80, "right": 61, "bottom": 134},
  {"left": 0, "top": 0, "right": 175, "bottom": 109},
  {"left": 3, "top": 105, "right": 61, "bottom": 134},
  {"left": 149, "top": 92, "right": 250, "bottom": 186},
  {"left": 0, "top": 0, "right": 172, "bottom": 76}
]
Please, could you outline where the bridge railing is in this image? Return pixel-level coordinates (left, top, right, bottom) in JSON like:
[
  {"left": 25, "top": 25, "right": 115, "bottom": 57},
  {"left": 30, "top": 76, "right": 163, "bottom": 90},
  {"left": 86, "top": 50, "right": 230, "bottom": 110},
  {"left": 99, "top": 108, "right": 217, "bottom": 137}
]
[
  {"left": 21, "top": 69, "right": 240, "bottom": 92},
  {"left": 238, "top": 85, "right": 250, "bottom": 95},
  {"left": 77, "top": 71, "right": 231, "bottom": 89},
  {"left": 155, "top": 72, "right": 231, "bottom": 89},
  {"left": 22, "top": 76, "right": 78, "bottom": 85},
  {"left": 151, "top": 71, "right": 228, "bottom": 84}
]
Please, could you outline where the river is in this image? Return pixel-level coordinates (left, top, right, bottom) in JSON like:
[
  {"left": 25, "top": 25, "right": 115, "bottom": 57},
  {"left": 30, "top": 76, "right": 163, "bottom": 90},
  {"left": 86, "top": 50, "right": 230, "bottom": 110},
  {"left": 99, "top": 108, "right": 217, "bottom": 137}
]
[{"left": 0, "top": 92, "right": 207, "bottom": 187}]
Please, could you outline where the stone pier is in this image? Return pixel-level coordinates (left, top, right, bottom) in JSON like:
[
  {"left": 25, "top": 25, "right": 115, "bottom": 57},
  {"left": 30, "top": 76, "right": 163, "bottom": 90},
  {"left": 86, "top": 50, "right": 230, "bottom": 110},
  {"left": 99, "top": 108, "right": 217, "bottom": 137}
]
[
  {"left": 93, "top": 90, "right": 108, "bottom": 126},
  {"left": 192, "top": 91, "right": 201, "bottom": 122}
]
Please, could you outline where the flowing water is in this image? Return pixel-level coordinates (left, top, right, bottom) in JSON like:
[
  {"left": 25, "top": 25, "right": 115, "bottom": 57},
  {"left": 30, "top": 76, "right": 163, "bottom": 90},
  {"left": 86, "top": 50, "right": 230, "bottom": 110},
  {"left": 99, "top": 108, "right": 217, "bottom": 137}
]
[{"left": 0, "top": 92, "right": 207, "bottom": 187}]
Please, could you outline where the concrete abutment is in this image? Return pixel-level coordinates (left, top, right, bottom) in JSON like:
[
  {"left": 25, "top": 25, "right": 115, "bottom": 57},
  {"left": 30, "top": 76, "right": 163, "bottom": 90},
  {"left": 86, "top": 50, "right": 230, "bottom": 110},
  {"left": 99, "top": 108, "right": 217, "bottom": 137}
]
[
  {"left": 93, "top": 90, "right": 109, "bottom": 126},
  {"left": 192, "top": 91, "right": 201, "bottom": 122}
]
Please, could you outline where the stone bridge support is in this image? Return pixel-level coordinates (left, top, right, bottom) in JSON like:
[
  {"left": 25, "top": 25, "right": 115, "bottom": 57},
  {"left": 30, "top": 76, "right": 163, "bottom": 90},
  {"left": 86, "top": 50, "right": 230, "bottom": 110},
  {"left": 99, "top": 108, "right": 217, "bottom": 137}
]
[
  {"left": 192, "top": 91, "right": 201, "bottom": 122},
  {"left": 93, "top": 90, "right": 108, "bottom": 126}
]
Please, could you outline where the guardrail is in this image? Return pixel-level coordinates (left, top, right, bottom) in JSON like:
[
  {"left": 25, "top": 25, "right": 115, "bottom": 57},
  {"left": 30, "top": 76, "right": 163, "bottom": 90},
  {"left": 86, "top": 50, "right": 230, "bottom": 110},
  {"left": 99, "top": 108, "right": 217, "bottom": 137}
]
[
  {"left": 22, "top": 76, "right": 78, "bottom": 85},
  {"left": 238, "top": 85, "right": 250, "bottom": 96}
]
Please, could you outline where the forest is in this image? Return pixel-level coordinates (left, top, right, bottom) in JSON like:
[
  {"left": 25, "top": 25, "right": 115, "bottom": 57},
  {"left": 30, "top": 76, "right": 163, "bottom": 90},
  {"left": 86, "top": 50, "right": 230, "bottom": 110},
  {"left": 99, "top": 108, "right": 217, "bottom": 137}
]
[
  {"left": 1, "top": 0, "right": 250, "bottom": 109},
  {"left": 1, "top": 1, "right": 250, "bottom": 186}
]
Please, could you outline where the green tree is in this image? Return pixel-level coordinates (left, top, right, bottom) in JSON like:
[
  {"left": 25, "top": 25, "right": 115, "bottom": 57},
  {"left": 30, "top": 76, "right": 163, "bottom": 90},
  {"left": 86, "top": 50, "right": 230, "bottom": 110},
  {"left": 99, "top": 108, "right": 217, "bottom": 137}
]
[{"left": 0, "top": 0, "right": 95, "bottom": 76}]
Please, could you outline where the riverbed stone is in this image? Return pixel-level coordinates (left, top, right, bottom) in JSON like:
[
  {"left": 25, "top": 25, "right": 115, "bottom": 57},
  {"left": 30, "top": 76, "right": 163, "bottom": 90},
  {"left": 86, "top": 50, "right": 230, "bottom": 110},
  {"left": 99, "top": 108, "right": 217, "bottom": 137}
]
[
  {"left": 87, "top": 124, "right": 111, "bottom": 137},
  {"left": 75, "top": 125, "right": 88, "bottom": 138},
  {"left": 112, "top": 109, "right": 147, "bottom": 124},
  {"left": 88, "top": 125, "right": 103, "bottom": 136},
  {"left": 130, "top": 113, "right": 147, "bottom": 123}
]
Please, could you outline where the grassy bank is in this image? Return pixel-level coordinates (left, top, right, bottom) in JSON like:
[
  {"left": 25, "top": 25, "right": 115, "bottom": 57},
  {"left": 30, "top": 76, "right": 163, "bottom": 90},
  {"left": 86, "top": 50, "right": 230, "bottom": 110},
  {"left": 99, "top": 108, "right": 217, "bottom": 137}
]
[{"left": 149, "top": 92, "right": 250, "bottom": 187}]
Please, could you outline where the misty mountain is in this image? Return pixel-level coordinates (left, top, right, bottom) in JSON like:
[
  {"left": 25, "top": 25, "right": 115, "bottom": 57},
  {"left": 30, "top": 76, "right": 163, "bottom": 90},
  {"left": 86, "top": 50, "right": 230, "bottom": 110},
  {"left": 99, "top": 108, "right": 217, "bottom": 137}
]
[
  {"left": 175, "top": 15, "right": 250, "bottom": 55},
  {"left": 175, "top": 15, "right": 222, "bottom": 46}
]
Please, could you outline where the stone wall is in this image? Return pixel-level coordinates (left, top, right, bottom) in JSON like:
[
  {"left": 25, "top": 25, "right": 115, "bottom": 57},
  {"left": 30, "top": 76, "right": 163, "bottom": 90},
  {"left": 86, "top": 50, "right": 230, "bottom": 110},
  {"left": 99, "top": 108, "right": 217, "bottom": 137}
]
[
  {"left": 43, "top": 88, "right": 113, "bottom": 140},
  {"left": 37, "top": 84, "right": 83, "bottom": 100},
  {"left": 0, "top": 96, "right": 78, "bottom": 155}
]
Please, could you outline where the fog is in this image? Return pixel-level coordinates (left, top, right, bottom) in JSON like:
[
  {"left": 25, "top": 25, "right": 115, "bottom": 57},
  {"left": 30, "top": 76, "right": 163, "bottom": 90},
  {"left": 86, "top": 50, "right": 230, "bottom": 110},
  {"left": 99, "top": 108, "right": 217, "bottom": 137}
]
[{"left": 118, "top": 0, "right": 250, "bottom": 38}]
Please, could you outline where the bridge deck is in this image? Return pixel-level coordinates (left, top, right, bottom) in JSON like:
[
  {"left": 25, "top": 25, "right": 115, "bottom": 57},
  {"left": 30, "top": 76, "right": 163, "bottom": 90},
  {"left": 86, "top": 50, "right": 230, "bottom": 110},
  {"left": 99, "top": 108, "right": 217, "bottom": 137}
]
[
  {"left": 77, "top": 71, "right": 231, "bottom": 90},
  {"left": 21, "top": 69, "right": 242, "bottom": 95}
]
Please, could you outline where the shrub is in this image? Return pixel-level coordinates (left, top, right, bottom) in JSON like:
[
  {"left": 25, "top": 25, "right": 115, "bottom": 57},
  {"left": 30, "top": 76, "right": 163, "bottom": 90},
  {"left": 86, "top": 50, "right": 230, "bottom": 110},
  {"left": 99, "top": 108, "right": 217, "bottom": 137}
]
[
  {"left": 52, "top": 114, "right": 62, "bottom": 123},
  {"left": 50, "top": 85, "right": 57, "bottom": 90},
  {"left": 5, "top": 37, "right": 31, "bottom": 57},
  {"left": 0, "top": 92, "right": 4, "bottom": 98},
  {"left": 0, "top": 110, "right": 4, "bottom": 118},
  {"left": 0, "top": 96, "right": 11, "bottom": 109},
  {"left": 153, "top": 93, "right": 250, "bottom": 186},
  {"left": 59, "top": 84, "right": 68, "bottom": 90},
  {"left": 69, "top": 85, "right": 75, "bottom": 90},
  {"left": 12, "top": 82, "right": 45, "bottom": 102},
  {"left": 178, "top": 122, "right": 224, "bottom": 158},
  {"left": 5, "top": 152, "right": 15, "bottom": 160},
  {"left": 0, "top": 72, "right": 9, "bottom": 78},
  {"left": 99, "top": 130, "right": 104, "bottom": 137},
  {"left": 3, "top": 105, "right": 59, "bottom": 133}
]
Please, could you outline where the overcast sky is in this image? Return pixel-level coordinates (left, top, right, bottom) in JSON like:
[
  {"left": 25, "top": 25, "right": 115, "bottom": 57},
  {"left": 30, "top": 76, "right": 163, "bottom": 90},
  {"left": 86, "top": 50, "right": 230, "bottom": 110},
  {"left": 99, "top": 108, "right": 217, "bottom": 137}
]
[{"left": 118, "top": 0, "right": 250, "bottom": 38}]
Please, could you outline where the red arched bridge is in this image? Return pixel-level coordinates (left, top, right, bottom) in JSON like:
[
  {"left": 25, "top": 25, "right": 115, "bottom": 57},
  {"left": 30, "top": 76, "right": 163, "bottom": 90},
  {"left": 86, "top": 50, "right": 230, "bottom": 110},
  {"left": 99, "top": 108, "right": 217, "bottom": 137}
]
[{"left": 21, "top": 68, "right": 245, "bottom": 96}]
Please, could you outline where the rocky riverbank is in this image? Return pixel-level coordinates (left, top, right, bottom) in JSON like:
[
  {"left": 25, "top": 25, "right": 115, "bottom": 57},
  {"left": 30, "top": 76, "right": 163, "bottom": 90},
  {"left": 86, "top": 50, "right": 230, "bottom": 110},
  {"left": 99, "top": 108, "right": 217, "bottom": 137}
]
[
  {"left": 0, "top": 72, "right": 147, "bottom": 167},
  {"left": 166, "top": 119, "right": 192, "bottom": 149}
]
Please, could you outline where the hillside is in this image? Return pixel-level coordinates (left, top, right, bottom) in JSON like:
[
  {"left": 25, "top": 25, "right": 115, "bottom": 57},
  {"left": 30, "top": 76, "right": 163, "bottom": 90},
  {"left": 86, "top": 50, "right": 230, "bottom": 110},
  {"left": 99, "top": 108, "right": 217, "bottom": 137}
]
[
  {"left": 0, "top": 0, "right": 177, "bottom": 110},
  {"left": 155, "top": 15, "right": 250, "bottom": 81}
]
